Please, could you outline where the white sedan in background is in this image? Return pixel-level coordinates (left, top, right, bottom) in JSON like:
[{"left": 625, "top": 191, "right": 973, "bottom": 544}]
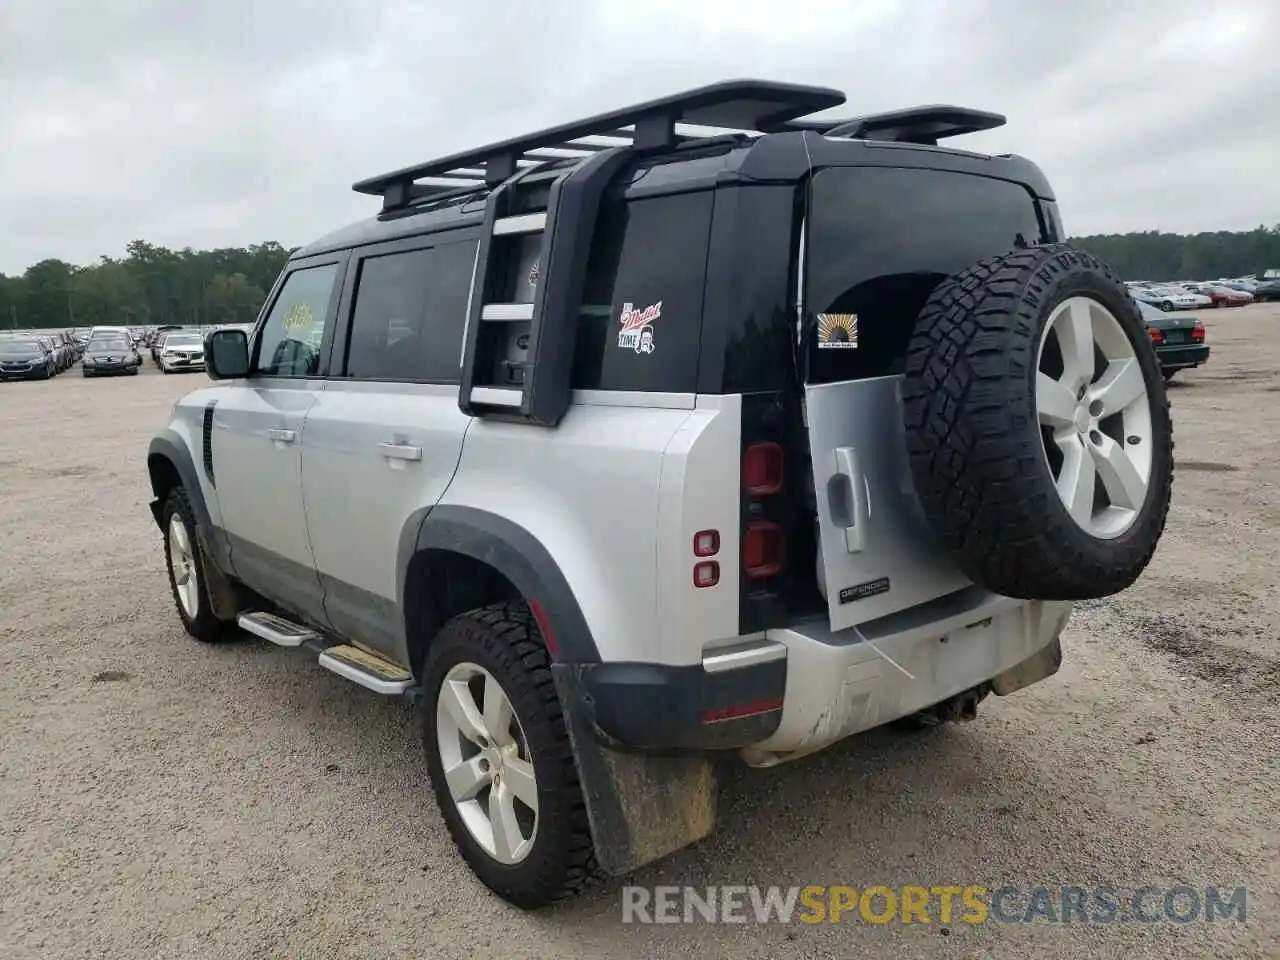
[
  {"left": 156, "top": 332, "right": 206, "bottom": 374},
  {"left": 1130, "top": 284, "right": 1211, "bottom": 312}
]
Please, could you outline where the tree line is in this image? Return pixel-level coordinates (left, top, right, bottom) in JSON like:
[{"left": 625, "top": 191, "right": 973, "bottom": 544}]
[
  {"left": 0, "top": 241, "right": 292, "bottom": 331},
  {"left": 2, "top": 225, "right": 1278, "bottom": 332},
  {"left": 1069, "top": 224, "right": 1280, "bottom": 283}
]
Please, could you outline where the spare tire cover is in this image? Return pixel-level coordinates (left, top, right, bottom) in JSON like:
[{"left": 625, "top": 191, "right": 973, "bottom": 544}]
[{"left": 902, "top": 242, "right": 1174, "bottom": 600}]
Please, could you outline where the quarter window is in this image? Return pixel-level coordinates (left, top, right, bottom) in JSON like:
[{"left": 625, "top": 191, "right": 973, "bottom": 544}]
[
  {"left": 344, "top": 238, "right": 477, "bottom": 382},
  {"left": 254, "top": 263, "right": 339, "bottom": 378},
  {"left": 572, "top": 191, "right": 713, "bottom": 392}
]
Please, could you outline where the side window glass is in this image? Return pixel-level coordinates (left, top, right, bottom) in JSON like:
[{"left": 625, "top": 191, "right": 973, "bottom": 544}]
[
  {"left": 255, "top": 263, "right": 339, "bottom": 377},
  {"left": 344, "top": 238, "right": 476, "bottom": 382},
  {"left": 572, "top": 191, "right": 713, "bottom": 392}
]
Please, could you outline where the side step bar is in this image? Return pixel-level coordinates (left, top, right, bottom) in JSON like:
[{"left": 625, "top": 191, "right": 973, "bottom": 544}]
[
  {"left": 318, "top": 645, "right": 413, "bottom": 695},
  {"left": 236, "top": 611, "right": 414, "bottom": 696},
  {"left": 238, "top": 611, "right": 320, "bottom": 647}
]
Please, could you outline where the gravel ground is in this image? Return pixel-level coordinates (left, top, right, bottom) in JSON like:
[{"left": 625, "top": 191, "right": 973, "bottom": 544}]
[{"left": 1, "top": 308, "right": 1277, "bottom": 960}]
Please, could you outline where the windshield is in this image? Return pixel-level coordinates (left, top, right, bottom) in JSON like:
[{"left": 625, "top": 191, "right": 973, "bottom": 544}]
[
  {"left": 89, "top": 336, "right": 131, "bottom": 351},
  {"left": 164, "top": 335, "right": 202, "bottom": 347},
  {"left": 0, "top": 340, "right": 42, "bottom": 357}
]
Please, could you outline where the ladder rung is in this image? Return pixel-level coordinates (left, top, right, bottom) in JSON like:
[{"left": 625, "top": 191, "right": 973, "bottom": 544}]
[
  {"left": 481, "top": 303, "right": 534, "bottom": 322},
  {"left": 470, "top": 387, "right": 523, "bottom": 407},
  {"left": 493, "top": 212, "right": 547, "bottom": 236}
]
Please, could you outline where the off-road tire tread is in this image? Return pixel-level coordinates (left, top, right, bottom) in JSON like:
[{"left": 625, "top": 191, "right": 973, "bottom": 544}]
[
  {"left": 423, "top": 602, "right": 602, "bottom": 908},
  {"left": 902, "top": 243, "right": 1174, "bottom": 600}
]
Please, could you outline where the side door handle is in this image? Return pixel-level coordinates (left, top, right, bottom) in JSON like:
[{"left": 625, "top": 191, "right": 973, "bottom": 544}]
[
  {"left": 378, "top": 441, "right": 422, "bottom": 462},
  {"left": 267, "top": 428, "right": 297, "bottom": 444}
]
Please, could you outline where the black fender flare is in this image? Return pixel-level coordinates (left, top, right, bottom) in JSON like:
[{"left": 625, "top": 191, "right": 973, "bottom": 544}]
[
  {"left": 398, "top": 505, "right": 601, "bottom": 664},
  {"left": 147, "top": 432, "right": 231, "bottom": 572}
]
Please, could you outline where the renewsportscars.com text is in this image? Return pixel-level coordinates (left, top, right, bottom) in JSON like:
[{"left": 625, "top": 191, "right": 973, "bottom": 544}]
[{"left": 621, "top": 884, "right": 1248, "bottom": 925}]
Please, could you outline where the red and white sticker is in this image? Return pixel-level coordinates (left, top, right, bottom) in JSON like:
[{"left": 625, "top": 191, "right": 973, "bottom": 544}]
[{"left": 617, "top": 300, "right": 660, "bottom": 355}]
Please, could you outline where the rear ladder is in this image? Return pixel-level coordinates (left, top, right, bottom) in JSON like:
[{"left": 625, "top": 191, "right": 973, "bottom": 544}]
[{"left": 457, "top": 148, "right": 633, "bottom": 426}]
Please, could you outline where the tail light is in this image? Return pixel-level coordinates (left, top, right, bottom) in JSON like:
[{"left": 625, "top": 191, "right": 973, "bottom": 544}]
[
  {"left": 1191, "top": 323, "right": 1205, "bottom": 343},
  {"left": 743, "top": 521, "right": 785, "bottom": 579},
  {"left": 1148, "top": 327, "right": 1165, "bottom": 345},
  {"left": 742, "top": 442, "right": 784, "bottom": 496}
]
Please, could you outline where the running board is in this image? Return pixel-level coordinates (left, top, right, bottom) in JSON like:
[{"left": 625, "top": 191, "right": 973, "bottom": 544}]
[
  {"left": 238, "top": 611, "right": 322, "bottom": 647},
  {"left": 318, "top": 645, "right": 414, "bottom": 695}
]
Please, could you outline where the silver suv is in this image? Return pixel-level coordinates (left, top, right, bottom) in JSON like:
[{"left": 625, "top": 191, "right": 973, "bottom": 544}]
[{"left": 146, "top": 80, "right": 1174, "bottom": 908}]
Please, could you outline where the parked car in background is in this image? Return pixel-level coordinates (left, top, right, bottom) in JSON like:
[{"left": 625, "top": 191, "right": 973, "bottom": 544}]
[
  {"left": 1130, "top": 284, "right": 1209, "bottom": 311},
  {"left": 82, "top": 330, "right": 141, "bottom": 377},
  {"left": 1253, "top": 274, "right": 1280, "bottom": 302},
  {"left": 1194, "top": 283, "right": 1252, "bottom": 308},
  {"left": 1134, "top": 297, "right": 1208, "bottom": 381},
  {"left": 0, "top": 337, "right": 56, "bottom": 380},
  {"left": 156, "top": 332, "right": 206, "bottom": 373}
]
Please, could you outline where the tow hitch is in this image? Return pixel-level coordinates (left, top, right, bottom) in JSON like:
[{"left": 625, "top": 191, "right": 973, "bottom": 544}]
[{"left": 894, "top": 683, "right": 991, "bottom": 729}]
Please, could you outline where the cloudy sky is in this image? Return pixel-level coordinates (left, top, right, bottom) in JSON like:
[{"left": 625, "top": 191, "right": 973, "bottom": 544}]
[{"left": 1, "top": 0, "right": 1275, "bottom": 274}]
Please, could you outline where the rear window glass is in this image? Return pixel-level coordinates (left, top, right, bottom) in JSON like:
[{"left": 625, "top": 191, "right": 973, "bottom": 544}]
[{"left": 804, "top": 167, "right": 1045, "bottom": 384}]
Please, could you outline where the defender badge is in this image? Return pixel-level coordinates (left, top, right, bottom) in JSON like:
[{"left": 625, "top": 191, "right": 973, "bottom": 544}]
[
  {"left": 617, "top": 300, "right": 660, "bottom": 355},
  {"left": 817, "top": 312, "right": 859, "bottom": 349}
]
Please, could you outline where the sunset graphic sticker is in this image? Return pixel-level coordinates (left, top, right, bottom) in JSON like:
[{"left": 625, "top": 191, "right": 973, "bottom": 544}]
[{"left": 816, "top": 313, "right": 858, "bottom": 349}]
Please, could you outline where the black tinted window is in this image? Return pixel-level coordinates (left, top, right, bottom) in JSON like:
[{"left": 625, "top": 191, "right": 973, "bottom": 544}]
[
  {"left": 805, "top": 167, "right": 1045, "bottom": 384},
  {"left": 255, "top": 263, "right": 339, "bottom": 377},
  {"left": 572, "top": 191, "right": 713, "bottom": 392},
  {"left": 344, "top": 238, "right": 477, "bottom": 382}
]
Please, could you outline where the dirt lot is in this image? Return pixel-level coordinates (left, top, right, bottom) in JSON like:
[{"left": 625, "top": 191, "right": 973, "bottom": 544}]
[{"left": 1, "top": 308, "right": 1277, "bottom": 960}]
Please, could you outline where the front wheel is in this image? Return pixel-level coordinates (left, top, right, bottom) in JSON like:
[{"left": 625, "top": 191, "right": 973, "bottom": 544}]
[
  {"left": 1159, "top": 301, "right": 1173, "bottom": 312},
  {"left": 162, "top": 486, "right": 232, "bottom": 642},
  {"left": 422, "top": 603, "right": 600, "bottom": 909}
]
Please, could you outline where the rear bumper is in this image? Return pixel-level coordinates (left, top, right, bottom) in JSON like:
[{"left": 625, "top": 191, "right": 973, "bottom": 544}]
[
  {"left": 745, "top": 593, "right": 1072, "bottom": 762},
  {"left": 1157, "top": 344, "right": 1209, "bottom": 370},
  {"left": 553, "top": 644, "right": 787, "bottom": 751},
  {"left": 557, "top": 591, "right": 1071, "bottom": 758}
]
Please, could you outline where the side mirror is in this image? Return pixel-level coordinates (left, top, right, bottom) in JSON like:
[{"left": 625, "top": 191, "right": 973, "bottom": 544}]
[{"left": 206, "top": 329, "right": 250, "bottom": 380}]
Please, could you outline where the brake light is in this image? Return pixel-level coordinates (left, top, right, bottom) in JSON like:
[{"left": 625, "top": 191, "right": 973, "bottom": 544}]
[
  {"left": 1148, "top": 327, "right": 1165, "bottom": 344},
  {"left": 1191, "top": 323, "right": 1205, "bottom": 343},
  {"left": 743, "top": 521, "right": 785, "bottom": 579},
  {"left": 742, "top": 442, "right": 784, "bottom": 496}
]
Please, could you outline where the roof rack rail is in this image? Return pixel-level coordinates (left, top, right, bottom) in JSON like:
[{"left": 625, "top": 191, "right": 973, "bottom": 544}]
[
  {"left": 353, "top": 79, "right": 846, "bottom": 212},
  {"left": 777, "top": 104, "right": 1005, "bottom": 145}
]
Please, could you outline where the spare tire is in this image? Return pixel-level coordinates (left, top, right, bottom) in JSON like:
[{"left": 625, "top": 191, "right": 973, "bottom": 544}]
[{"left": 902, "top": 243, "right": 1173, "bottom": 600}]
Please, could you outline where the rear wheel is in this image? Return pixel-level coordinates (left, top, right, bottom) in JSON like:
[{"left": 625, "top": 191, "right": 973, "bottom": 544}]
[
  {"left": 1159, "top": 301, "right": 1173, "bottom": 312},
  {"left": 903, "top": 243, "right": 1173, "bottom": 600},
  {"left": 422, "top": 602, "right": 600, "bottom": 908}
]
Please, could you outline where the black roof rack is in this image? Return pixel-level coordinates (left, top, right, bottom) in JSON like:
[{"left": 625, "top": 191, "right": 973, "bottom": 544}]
[
  {"left": 353, "top": 79, "right": 846, "bottom": 212},
  {"left": 778, "top": 104, "right": 1005, "bottom": 145}
]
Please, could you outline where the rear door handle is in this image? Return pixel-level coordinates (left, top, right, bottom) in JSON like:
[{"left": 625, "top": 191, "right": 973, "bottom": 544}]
[
  {"left": 831, "top": 445, "right": 868, "bottom": 553},
  {"left": 378, "top": 442, "right": 422, "bottom": 462},
  {"left": 267, "top": 428, "right": 297, "bottom": 444}
]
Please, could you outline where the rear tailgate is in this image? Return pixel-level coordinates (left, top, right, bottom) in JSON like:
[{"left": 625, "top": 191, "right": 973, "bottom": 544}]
[
  {"left": 801, "top": 163, "right": 1050, "bottom": 630},
  {"left": 806, "top": 375, "right": 970, "bottom": 630}
]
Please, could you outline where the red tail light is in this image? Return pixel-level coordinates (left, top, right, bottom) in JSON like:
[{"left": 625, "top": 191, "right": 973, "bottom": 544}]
[
  {"left": 743, "top": 521, "right": 785, "bottom": 579},
  {"left": 1148, "top": 327, "right": 1165, "bottom": 344},
  {"left": 743, "top": 442, "right": 784, "bottom": 496},
  {"left": 1191, "top": 324, "right": 1205, "bottom": 343}
]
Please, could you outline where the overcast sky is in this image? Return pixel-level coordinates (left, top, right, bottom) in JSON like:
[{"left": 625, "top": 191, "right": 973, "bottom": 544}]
[{"left": 1, "top": 0, "right": 1275, "bottom": 274}]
